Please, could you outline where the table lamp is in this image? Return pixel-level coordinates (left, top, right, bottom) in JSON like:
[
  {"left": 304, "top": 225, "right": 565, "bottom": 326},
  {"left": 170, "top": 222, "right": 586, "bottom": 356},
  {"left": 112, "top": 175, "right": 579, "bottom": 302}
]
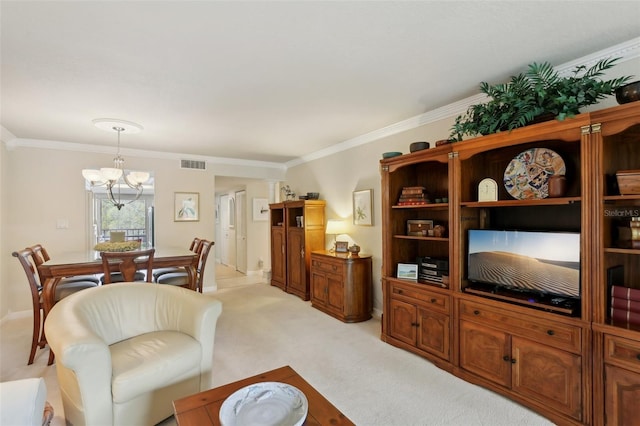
[{"left": 325, "top": 220, "right": 347, "bottom": 252}]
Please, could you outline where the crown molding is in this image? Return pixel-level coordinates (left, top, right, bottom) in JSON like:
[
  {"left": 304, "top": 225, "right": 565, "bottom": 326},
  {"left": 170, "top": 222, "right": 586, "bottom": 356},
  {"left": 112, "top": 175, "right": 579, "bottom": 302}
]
[{"left": 7, "top": 138, "right": 287, "bottom": 171}]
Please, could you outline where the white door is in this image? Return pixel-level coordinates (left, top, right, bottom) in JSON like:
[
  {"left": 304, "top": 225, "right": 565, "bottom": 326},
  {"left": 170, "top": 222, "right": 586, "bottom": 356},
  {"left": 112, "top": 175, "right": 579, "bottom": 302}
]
[
  {"left": 220, "top": 194, "right": 230, "bottom": 265},
  {"left": 236, "top": 190, "right": 247, "bottom": 273}
]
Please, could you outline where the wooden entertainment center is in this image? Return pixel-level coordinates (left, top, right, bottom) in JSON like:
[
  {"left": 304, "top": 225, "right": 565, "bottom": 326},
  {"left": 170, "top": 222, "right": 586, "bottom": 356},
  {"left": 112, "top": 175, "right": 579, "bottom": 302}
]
[{"left": 380, "top": 103, "right": 640, "bottom": 425}]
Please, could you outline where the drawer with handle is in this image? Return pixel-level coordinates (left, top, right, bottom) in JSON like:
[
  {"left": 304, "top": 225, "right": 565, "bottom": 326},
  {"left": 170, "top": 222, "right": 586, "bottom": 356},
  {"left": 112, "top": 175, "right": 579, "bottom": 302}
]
[
  {"left": 604, "top": 334, "right": 640, "bottom": 372},
  {"left": 391, "top": 281, "right": 449, "bottom": 314},
  {"left": 460, "top": 299, "right": 582, "bottom": 353},
  {"left": 311, "top": 258, "right": 344, "bottom": 275}
]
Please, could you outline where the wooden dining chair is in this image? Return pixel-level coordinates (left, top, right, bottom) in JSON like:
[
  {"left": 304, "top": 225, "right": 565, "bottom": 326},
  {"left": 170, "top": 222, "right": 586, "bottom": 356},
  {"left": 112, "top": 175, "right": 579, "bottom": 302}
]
[
  {"left": 12, "top": 248, "right": 97, "bottom": 365},
  {"left": 156, "top": 240, "right": 213, "bottom": 292},
  {"left": 29, "top": 244, "right": 100, "bottom": 285},
  {"left": 152, "top": 237, "right": 201, "bottom": 281},
  {"left": 100, "top": 248, "right": 155, "bottom": 284}
]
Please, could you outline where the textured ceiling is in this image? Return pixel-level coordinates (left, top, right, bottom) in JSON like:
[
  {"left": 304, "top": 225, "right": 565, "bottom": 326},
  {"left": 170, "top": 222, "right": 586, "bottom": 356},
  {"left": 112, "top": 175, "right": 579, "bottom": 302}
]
[{"left": 2, "top": 1, "right": 639, "bottom": 164}]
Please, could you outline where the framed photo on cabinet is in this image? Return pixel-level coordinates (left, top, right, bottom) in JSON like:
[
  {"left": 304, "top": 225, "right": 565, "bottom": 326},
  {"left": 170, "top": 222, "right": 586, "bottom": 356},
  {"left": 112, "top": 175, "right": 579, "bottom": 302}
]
[
  {"left": 397, "top": 263, "right": 418, "bottom": 280},
  {"left": 335, "top": 241, "right": 349, "bottom": 253},
  {"left": 174, "top": 192, "right": 199, "bottom": 222},
  {"left": 353, "top": 189, "right": 373, "bottom": 226}
]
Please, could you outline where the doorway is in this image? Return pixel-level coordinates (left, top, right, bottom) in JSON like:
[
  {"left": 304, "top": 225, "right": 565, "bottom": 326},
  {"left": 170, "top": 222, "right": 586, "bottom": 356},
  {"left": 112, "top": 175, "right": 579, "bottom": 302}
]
[{"left": 235, "top": 190, "right": 247, "bottom": 274}]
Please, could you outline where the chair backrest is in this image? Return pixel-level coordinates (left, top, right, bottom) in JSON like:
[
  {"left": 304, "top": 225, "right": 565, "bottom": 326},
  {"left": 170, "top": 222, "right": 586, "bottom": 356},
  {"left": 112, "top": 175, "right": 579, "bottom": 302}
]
[
  {"left": 189, "top": 237, "right": 202, "bottom": 252},
  {"left": 100, "top": 248, "right": 155, "bottom": 283},
  {"left": 29, "top": 244, "right": 51, "bottom": 263},
  {"left": 26, "top": 244, "right": 51, "bottom": 283},
  {"left": 195, "top": 240, "right": 214, "bottom": 292},
  {"left": 12, "top": 249, "right": 42, "bottom": 308}
]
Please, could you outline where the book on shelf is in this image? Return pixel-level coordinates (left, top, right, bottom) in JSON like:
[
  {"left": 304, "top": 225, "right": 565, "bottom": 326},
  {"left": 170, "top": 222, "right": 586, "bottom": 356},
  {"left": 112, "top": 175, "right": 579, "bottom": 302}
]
[
  {"left": 611, "top": 297, "right": 640, "bottom": 313},
  {"left": 398, "top": 187, "right": 430, "bottom": 205},
  {"left": 402, "top": 186, "right": 427, "bottom": 192},
  {"left": 611, "top": 285, "right": 640, "bottom": 302},
  {"left": 610, "top": 308, "right": 640, "bottom": 326}
]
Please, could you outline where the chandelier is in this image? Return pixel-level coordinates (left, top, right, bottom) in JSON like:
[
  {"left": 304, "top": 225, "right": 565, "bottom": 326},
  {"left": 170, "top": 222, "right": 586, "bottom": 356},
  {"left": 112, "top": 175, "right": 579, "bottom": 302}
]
[{"left": 82, "top": 119, "right": 150, "bottom": 210}]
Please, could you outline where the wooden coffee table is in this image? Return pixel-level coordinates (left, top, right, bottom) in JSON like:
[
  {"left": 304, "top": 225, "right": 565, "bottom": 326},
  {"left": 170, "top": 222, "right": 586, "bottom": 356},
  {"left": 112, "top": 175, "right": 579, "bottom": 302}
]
[{"left": 173, "top": 365, "right": 354, "bottom": 425}]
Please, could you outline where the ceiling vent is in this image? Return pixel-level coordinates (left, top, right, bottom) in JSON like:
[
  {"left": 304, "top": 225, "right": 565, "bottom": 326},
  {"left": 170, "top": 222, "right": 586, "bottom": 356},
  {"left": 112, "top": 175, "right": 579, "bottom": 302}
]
[{"left": 180, "top": 159, "right": 206, "bottom": 170}]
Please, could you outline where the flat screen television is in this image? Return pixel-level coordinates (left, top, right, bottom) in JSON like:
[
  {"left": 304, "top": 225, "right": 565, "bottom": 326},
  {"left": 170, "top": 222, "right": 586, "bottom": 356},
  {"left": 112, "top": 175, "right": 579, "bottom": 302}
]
[{"left": 467, "top": 229, "right": 580, "bottom": 300}]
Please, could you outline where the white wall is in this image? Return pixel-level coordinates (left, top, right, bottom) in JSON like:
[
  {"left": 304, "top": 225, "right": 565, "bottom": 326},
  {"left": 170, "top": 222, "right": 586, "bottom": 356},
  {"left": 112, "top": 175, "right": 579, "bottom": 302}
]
[
  {"left": 285, "top": 118, "right": 455, "bottom": 314},
  {"left": 244, "top": 181, "right": 271, "bottom": 275}
]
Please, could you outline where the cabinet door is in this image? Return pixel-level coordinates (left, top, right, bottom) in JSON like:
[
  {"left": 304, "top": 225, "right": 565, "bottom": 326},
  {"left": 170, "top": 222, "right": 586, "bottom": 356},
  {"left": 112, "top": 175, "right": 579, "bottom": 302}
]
[
  {"left": 287, "top": 229, "right": 306, "bottom": 294},
  {"left": 310, "top": 270, "right": 327, "bottom": 305},
  {"left": 512, "top": 336, "right": 582, "bottom": 420},
  {"left": 326, "top": 273, "right": 344, "bottom": 313},
  {"left": 270, "top": 228, "right": 286, "bottom": 289},
  {"left": 417, "top": 307, "right": 450, "bottom": 361},
  {"left": 605, "top": 364, "right": 640, "bottom": 426},
  {"left": 460, "top": 320, "right": 511, "bottom": 387},
  {"left": 389, "top": 299, "right": 417, "bottom": 346}
]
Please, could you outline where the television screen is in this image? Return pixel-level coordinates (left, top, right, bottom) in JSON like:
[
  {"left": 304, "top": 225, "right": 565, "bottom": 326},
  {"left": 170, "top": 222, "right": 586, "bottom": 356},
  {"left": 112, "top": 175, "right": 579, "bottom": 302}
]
[{"left": 468, "top": 229, "right": 580, "bottom": 299}]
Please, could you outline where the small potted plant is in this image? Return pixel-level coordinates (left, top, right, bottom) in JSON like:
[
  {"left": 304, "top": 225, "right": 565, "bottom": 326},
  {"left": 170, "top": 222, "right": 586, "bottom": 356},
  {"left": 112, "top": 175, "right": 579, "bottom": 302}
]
[{"left": 449, "top": 57, "right": 633, "bottom": 141}]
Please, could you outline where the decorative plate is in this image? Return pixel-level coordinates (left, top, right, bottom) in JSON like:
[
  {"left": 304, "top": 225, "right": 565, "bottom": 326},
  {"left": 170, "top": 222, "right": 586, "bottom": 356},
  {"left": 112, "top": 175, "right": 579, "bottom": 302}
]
[
  {"left": 503, "top": 148, "right": 566, "bottom": 199},
  {"left": 219, "top": 382, "right": 308, "bottom": 426}
]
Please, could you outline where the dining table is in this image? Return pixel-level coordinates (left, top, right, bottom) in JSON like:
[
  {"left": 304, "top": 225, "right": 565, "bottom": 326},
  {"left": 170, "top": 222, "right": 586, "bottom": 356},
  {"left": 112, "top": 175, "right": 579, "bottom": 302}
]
[{"left": 37, "top": 246, "right": 199, "bottom": 317}]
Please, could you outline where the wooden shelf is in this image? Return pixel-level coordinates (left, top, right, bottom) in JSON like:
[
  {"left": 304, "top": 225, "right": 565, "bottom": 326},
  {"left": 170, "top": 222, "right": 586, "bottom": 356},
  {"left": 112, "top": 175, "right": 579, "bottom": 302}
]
[
  {"left": 604, "top": 247, "right": 640, "bottom": 255},
  {"left": 603, "top": 194, "right": 640, "bottom": 202},
  {"left": 394, "top": 235, "right": 448, "bottom": 242},
  {"left": 392, "top": 203, "right": 449, "bottom": 209},
  {"left": 461, "top": 197, "right": 581, "bottom": 208}
]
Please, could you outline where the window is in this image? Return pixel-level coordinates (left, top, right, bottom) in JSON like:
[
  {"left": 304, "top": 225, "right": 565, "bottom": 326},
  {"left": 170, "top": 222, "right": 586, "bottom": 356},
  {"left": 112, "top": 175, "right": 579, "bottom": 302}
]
[{"left": 94, "top": 194, "right": 154, "bottom": 243}]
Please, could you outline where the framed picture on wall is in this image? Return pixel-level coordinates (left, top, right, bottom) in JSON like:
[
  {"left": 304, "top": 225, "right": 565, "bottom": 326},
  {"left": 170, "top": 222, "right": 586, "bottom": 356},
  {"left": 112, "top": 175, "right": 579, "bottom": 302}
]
[
  {"left": 174, "top": 192, "right": 199, "bottom": 222},
  {"left": 353, "top": 189, "right": 373, "bottom": 226}
]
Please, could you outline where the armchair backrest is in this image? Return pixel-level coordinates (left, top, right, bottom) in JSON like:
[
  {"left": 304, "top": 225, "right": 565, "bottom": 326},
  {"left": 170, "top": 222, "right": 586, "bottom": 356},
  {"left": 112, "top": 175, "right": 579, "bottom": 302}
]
[{"left": 100, "top": 248, "right": 155, "bottom": 283}]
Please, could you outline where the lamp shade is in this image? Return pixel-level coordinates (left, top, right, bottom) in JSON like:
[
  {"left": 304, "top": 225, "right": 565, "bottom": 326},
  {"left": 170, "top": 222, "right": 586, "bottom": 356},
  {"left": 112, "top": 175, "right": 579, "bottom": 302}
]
[
  {"left": 100, "top": 167, "right": 123, "bottom": 181},
  {"left": 326, "top": 219, "right": 346, "bottom": 235},
  {"left": 82, "top": 169, "right": 103, "bottom": 182},
  {"left": 127, "top": 171, "right": 150, "bottom": 185}
]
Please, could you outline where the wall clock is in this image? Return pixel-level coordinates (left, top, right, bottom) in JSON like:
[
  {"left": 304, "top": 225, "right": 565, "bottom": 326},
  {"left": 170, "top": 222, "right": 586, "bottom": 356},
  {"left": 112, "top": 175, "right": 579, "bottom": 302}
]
[{"left": 478, "top": 178, "right": 498, "bottom": 202}]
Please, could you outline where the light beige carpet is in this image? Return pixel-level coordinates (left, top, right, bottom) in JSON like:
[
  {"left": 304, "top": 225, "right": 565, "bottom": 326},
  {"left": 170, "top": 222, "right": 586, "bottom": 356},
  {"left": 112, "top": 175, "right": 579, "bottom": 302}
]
[{"left": 1, "top": 278, "right": 554, "bottom": 425}]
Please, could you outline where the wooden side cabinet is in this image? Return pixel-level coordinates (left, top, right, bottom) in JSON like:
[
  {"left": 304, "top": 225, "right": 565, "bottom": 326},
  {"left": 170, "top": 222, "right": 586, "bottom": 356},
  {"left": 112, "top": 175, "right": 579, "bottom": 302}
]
[
  {"left": 269, "top": 200, "right": 325, "bottom": 300},
  {"left": 310, "top": 251, "right": 372, "bottom": 323}
]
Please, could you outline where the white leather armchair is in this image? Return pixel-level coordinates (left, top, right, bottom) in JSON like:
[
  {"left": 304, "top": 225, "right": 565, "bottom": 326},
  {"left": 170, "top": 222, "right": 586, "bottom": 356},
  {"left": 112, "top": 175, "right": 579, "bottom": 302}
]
[{"left": 44, "top": 283, "right": 222, "bottom": 426}]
